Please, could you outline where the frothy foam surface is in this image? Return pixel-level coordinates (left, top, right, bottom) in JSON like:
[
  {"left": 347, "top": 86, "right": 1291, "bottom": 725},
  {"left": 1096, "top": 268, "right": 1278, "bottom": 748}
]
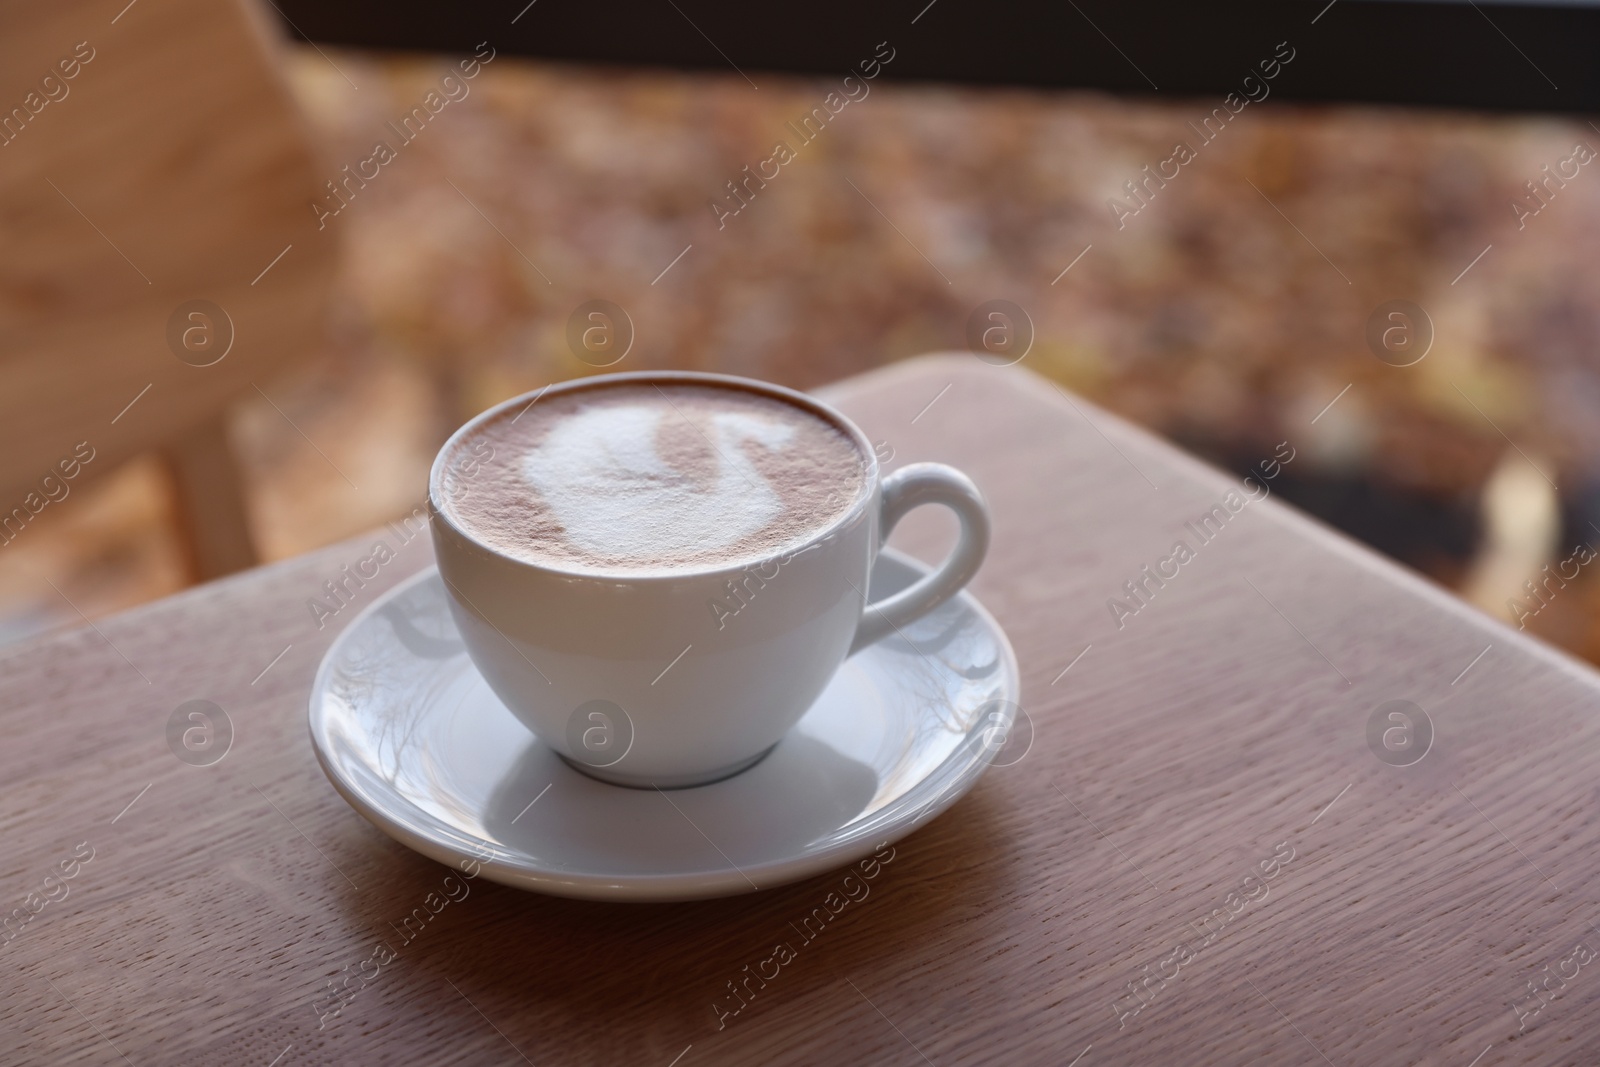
[{"left": 440, "top": 383, "right": 868, "bottom": 571}]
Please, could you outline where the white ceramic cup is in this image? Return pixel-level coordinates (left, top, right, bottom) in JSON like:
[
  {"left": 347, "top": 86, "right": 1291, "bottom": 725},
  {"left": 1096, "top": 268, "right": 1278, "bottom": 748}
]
[{"left": 428, "top": 371, "right": 990, "bottom": 788}]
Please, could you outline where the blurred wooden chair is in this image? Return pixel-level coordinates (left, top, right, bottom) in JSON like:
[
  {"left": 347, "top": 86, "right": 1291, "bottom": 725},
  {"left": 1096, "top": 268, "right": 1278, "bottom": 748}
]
[{"left": 0, "top": 0, "right": 336, "bottom": 579}]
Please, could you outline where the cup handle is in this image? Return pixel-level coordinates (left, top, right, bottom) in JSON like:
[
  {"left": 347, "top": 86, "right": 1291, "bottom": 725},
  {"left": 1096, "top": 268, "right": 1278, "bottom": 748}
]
[{"left": 849, "top": 462, "right": 991, "bottom": 655}]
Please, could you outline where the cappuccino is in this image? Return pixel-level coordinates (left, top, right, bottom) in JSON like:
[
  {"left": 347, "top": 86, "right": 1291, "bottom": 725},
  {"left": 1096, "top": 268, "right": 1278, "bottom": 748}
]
[{"left": 440, "top": 382, "right": 868, "bottom": 572}]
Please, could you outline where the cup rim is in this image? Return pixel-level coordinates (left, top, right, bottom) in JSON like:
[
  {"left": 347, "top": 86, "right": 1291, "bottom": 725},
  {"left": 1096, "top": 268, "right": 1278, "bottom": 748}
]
[{"left": 427, "top": 370, "right": 881, "bottom": 582}]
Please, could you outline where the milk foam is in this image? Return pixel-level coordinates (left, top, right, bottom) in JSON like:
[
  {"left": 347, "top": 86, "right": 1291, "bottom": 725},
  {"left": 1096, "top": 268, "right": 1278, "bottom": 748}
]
[
  {"left": 445, "top": 383, "right": 867, "bottom": 572},
  {"left": 520, "top": 405, "right": 796, "bottom": 560}
]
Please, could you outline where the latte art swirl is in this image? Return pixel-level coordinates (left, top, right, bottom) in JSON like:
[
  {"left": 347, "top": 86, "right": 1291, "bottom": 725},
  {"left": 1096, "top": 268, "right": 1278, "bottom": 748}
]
[{"left": 522, "top": 406, "right": 796, "bottom": 560}]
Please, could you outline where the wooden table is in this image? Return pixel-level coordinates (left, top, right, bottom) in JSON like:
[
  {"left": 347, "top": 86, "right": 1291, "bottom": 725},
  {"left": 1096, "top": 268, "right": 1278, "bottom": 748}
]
[{"left": 5, "top": 355, "right": 1598, "bottom": 1066}]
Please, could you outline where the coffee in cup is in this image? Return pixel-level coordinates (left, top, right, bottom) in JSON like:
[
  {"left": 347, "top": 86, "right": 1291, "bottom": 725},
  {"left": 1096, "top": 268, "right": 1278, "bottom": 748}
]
[{"left": 437, "top": 383, "right": 868, "bottom": 573}]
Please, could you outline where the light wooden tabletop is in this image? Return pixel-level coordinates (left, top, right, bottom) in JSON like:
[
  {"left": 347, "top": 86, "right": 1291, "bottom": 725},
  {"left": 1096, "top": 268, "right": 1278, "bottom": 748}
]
[{"left": 3, "top": 355, "right": 1598, "bottom": 1066}]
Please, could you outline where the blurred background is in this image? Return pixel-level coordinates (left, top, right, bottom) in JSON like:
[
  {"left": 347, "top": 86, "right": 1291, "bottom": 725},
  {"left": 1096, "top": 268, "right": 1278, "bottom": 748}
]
[{"left": 6, "top": 1, "right": 1600, "bottom": 662}]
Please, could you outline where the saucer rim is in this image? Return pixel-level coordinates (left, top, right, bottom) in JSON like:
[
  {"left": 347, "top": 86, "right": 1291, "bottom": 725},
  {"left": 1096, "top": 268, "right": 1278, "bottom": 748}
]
[{"left": 307, "top": 549, "right": 1020, "bottom": 902}]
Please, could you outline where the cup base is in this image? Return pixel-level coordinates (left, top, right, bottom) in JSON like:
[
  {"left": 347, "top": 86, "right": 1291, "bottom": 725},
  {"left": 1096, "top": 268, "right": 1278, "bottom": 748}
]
[{"left": 558, "top": 743, "right": 779, "bottom": 790}]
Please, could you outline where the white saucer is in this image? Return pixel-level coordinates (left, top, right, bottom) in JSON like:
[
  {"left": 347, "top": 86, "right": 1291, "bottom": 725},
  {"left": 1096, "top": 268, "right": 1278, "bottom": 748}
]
[{"left": 307, "top": 549, "right": 1020, "bottom": 902}]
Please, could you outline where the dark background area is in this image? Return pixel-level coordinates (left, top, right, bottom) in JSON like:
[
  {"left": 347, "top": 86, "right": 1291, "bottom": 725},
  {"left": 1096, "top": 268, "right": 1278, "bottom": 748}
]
[{"left": 271, "top": 0, "right": 1600, "bottom": 113}]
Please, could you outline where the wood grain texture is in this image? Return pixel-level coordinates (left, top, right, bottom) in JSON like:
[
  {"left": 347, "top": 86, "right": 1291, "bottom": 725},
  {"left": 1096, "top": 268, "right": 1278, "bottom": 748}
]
[
  {"left": 0, "top": 0, "right": 336, "bottom": 507},
  {"left": 2, "top": 355, "right": 1598, "bottom": 1066}
]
